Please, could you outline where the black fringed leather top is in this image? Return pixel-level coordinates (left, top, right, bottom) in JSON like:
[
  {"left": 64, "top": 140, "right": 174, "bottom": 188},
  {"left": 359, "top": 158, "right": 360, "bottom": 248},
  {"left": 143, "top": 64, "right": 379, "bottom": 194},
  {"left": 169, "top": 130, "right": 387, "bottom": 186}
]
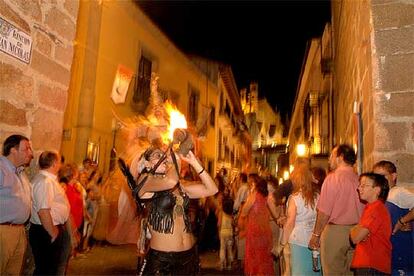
[{"left": 147, "top": 183, "right": 192, "bottom": 234}]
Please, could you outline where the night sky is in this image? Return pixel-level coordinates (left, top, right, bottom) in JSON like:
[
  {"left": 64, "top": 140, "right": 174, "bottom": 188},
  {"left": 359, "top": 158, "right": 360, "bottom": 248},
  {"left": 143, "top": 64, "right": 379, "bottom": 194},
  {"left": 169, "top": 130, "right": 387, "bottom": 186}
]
[{"left": 138, "top": 1, "right": 331, "bottom": 120}]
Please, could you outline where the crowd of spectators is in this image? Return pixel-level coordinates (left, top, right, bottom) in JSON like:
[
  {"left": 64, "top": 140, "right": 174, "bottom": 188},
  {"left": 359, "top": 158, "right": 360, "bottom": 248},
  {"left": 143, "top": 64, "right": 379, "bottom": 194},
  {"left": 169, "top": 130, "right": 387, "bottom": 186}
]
[
  {"left": 1, "top": 134, "right": 413, "bottom": 275},
  {"left": 0, "top": 135, "right": 104, "bottom": 275},
  {"left": 197, "top": 144, "right": 413, "bottom": 276}
]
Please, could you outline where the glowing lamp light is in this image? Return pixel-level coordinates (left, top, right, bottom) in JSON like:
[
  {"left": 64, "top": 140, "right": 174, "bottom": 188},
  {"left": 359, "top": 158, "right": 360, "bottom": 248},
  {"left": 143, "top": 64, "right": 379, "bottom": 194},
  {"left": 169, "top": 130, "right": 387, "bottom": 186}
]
[
  {"left": 289, "top": 165, "right": 294, "bottom": 173},
  {"left": 283, "top": 170, "right": 290, "bottom": 181},
  {"left": 296, "top": 143, "right": 307, "bottom": 157},
  {"left": 279, "top": 178, "right": 284, "bottom": 184}
]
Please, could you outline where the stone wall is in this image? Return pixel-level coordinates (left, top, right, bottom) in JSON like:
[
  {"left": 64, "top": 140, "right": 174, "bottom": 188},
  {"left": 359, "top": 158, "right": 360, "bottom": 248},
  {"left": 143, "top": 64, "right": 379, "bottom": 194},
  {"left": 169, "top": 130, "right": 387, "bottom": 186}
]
[
  {"left": 0, "top": 0, "right": 78, "bottom": 158},
  {"left": 371, "top": 0, "right": 414, "bottom": 187},
  {"left": 332, "top": 0, "right": 414, "bottom": 187},
  {"left": 331, "top": 0, "right": 375, "bottom": 169}
]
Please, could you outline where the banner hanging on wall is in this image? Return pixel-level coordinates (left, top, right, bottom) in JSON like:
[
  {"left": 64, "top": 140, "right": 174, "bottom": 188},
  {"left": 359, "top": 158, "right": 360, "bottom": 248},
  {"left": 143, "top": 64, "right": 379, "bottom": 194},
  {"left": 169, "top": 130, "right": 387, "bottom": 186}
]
[{"left": 111, "top": 64, "right": 134, "bottom": 104}]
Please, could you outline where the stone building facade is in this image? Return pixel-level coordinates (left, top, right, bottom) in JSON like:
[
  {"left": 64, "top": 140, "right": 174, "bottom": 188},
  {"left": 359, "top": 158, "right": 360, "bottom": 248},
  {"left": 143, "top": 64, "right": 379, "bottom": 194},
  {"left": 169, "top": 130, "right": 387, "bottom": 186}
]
[
  {"left": 288, "top": 28, "right": 333, "bottom": 171},
  {"left": 241, "top": 82, "right": 287, "bottom": 176},
  {"left": 289, "top": 0, "right": 413, "bottom": 188},
  {"left": 0, "top": 0, "right": 78, "bottom": 163},
  {"left": 332, "top": 0, "right": 413, "bottom": 187},
  {"left": 185, "top": 56, "right": 251, "bottom": 176},
  {"left": 216, "top": 64, "right": 251, "bottom": 175}
]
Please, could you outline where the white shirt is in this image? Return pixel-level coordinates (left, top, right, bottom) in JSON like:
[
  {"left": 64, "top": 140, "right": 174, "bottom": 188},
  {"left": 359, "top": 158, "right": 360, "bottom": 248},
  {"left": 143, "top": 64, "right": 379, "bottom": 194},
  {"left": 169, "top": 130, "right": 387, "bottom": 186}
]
[
  {"left": 387, "top": 186, "right": 414, "bottom": 209},
  {"left": 30, "top": 170, "right": 70, "bottom": 225},
  {"left": 288, "top": 193, "right": 319, "bottom": 247},
  {"left": 233, "top": 183, "right": 249, "bottom": 212}
]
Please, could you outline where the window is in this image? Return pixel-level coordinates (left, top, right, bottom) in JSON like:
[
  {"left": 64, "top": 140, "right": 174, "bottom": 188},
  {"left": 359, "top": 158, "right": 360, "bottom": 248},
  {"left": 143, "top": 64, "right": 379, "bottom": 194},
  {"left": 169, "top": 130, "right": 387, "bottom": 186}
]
[
  {"left": 225, "top": 145, "right": 230, "bottom": 162},
  {"left": 209, "top": 105, "right": 215, "bottom": 127},
  {"left": 133, "top": 55, "right": 152, "bottom": 104},
  {"left": 218, "top": 129, "right": 223, "bottom": 160},
  {"left": 188, "top": 85, "right": 199, "bottom": 125},
  {"left": 303, "top": 98, "right": 310, "bottom": 138},
  {"left": 224, "top": 100, "right": 231, "bottom": 118},
  {"left": 207, "top": 159, "right": 214, "bottom": 176},
  {"left": 219, "top": 91, "right": 224, "bottom": 113}
]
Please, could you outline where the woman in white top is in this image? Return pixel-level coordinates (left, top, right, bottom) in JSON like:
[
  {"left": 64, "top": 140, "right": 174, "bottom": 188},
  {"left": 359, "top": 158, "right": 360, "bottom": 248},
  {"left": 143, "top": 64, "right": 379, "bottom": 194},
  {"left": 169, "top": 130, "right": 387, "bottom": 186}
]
[{"left": 280, "top": 165, "right": 321, "bottom": 275}]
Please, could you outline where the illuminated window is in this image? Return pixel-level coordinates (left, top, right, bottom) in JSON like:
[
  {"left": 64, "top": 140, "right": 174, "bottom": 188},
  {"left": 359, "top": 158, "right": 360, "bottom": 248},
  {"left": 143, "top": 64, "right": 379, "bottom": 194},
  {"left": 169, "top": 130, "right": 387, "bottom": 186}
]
[{"left": 86, "top": 141, "right": 99, "bottom": 164}]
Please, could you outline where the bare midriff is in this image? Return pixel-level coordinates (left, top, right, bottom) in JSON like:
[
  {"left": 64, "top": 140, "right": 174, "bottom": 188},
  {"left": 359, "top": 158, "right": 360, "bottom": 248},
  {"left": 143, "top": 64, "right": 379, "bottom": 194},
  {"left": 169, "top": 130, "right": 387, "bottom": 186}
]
[{"left": 149, "top": 213, "right": 195, "bottom": 252}]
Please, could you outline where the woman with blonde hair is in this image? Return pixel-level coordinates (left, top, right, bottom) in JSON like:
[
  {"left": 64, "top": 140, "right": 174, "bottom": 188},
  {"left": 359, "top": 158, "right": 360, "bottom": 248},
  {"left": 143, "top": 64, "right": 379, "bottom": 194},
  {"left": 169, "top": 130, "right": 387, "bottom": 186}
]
[
  {"left": 279, "top": 164, "right": 321, "bottom": 275},
  {"left": 136, "top": 146, "right": 218, "bottom": 275}
]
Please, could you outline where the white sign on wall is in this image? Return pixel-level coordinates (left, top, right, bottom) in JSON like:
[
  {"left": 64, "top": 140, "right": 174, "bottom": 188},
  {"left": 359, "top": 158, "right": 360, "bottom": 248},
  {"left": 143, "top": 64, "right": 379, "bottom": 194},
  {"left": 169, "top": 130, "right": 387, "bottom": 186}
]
[{"left": 0, "top": 17, "right": 33, "bottom": 64}]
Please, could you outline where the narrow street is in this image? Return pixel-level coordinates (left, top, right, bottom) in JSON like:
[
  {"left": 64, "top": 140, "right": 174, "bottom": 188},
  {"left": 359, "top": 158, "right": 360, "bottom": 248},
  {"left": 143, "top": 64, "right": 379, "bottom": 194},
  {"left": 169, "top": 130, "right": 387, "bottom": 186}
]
[
  {"left": 2, "top": 1, "right": 412, "bottom": 276},
  {"left": 67, "top": 243, "right": 243, "bottom": 275}
]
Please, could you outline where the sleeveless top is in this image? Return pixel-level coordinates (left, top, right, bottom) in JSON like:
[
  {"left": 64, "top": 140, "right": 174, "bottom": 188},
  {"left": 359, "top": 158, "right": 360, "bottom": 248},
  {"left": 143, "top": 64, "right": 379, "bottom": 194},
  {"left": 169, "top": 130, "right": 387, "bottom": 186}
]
[
  {"left": 288, "top": 192, "right": 318, "bottom": 247},
  {"left": 147, "top": 183, "right": 192, "bottom": 234}
]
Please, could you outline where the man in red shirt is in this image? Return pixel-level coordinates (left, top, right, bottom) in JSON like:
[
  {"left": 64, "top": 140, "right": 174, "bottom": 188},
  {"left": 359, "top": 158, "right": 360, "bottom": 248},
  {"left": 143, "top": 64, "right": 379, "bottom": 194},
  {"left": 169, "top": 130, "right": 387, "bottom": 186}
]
[{"left": 350, "top": 172, "right": 392, "bottom": 275}]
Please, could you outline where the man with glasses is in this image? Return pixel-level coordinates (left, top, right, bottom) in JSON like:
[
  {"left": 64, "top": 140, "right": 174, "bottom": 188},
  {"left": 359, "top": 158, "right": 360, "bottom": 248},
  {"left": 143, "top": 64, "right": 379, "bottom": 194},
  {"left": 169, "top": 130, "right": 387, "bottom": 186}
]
[
  {"left": 0, "top": 134, "right": 33, "bottom": 275},
  {"left": 308, "top": 144, "right": 365, "bottom": 275},
  {"left": 373, "top": 161, "right": 414, "bottom": 275}
]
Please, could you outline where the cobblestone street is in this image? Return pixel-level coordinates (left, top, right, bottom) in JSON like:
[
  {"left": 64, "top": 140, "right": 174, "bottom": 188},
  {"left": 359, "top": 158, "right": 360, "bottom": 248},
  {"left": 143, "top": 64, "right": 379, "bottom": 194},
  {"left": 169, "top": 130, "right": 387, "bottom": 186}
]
[{"left": 67, "top": 244, "right": 243, "bottom": 275}]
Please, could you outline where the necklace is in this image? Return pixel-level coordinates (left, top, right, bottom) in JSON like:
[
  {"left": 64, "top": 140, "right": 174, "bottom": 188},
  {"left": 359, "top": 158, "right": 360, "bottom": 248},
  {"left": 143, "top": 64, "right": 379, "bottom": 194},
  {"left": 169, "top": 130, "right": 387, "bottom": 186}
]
[{"left": 173, "top": 194, "right": 184, "bottom": 219}]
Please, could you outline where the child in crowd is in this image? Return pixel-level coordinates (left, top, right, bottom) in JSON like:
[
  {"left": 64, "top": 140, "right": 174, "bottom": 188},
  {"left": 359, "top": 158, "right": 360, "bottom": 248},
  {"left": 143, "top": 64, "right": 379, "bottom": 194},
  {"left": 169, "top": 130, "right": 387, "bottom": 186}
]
[
  {"left": 82, "top": 188, "right": 99, "bottom": 251},
  {"left": 218, "top": 187, "right": 234, "bottom": 270},
  {"left": 350, "top": 173, "right": 392, "bottom": 275}
]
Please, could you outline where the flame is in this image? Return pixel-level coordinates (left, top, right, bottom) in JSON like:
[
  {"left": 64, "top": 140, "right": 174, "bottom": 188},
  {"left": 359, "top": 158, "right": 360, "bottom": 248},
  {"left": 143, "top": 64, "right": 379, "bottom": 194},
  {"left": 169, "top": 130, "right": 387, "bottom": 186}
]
[{"left": 162, "top": 101, "right": 187, "bottom": 144}]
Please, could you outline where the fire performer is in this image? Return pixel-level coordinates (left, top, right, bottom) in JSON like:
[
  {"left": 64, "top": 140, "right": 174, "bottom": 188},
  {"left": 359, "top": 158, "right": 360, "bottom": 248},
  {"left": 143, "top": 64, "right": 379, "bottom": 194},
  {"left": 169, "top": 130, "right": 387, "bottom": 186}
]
[
  {"left": 120, "top": 132, "right": 218, "bottom": 275},
  {"left": 115, "top": 74, "right": 217, "bottom": 275},
  {"left": 140, "top": 147, "right": 217, "bottom": 275}
]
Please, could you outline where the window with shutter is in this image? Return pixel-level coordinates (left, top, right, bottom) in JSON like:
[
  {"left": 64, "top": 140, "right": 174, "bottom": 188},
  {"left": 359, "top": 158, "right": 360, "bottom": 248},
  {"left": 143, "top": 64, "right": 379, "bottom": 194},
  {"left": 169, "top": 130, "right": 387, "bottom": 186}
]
[{"left": 133, "top": 55, "right": 152, "bottom": 104}]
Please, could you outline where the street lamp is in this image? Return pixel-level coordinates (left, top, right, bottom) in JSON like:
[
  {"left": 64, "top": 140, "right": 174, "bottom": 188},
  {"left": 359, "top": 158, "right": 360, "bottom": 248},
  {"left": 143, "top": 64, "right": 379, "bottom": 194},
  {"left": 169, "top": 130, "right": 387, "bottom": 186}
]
[
  {"left": 283, "top": 170, "right": 290, "bottom": 181},
  {"left": 296, "top": 143, "right": 307, "bottom": 157}
]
